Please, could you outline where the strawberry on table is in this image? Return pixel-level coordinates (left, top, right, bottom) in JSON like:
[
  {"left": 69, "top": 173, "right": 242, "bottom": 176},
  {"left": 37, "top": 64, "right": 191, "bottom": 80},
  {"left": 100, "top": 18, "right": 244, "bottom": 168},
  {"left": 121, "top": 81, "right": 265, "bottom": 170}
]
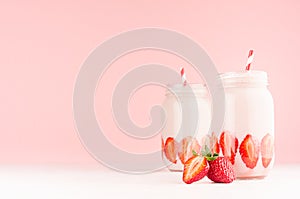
[
  {"left": 261, "top": 133, "right": 274, "bottom": 168},
  {"left": 164, "top": 137, "right": 178, "bottom": 164},
  {"left": 182, "top": 154, "right": 209, "bottom": 184},
  {"left": 206, "top": 156, "right": 235, "bottom": 183},
  {"left": 181, "top": 146, "right": 236, "bottom": 184},
  {"left": 178, "top": 136, "right": 201, "bottom": 164},
  {"left": 220, "top": 131, "right": 239, "bottom": 165},
  {"left": 239, "top": 134, "right": 259, "bottom": 169},
  {"left": 202, "top": 145, "right": 235, "bottom": 183}
]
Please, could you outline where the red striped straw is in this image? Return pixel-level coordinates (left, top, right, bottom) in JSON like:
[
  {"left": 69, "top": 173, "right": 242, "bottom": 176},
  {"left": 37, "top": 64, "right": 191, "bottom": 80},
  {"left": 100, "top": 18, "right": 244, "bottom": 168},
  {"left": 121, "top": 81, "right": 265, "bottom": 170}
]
[
  {"left": 180, "top": 67, "right": 187, "bottom": 86},
  {"left": 245, "top": 50, "right": 254, "bottom": 71}
]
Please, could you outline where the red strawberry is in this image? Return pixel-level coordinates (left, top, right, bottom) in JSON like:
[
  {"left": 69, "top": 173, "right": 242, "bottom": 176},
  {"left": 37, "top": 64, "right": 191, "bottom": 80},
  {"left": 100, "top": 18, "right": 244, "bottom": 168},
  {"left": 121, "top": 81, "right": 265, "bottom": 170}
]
[
  {"left": 220, "top": 131, "right": 239, "bottom": 165},
  {"left": 239, "top": 134, "right": 259, "bottom": 169},
  {"left": 178, "top": 136, "right": 201, "bottom": 164},
  {"left": 261, "top": 134, "right": 274, "bottom": 168},
  {"left": 183, "top": 155, "right": 209, "bottom": 184},
  {"left": 201, "top": 132, "right": 220, "bottom": 154},
  {"left": 164, "top": 137, "right": 178, "bottom": 164},
  {"left": 207, "top": 156, "right": 235, "bottom": 183}
]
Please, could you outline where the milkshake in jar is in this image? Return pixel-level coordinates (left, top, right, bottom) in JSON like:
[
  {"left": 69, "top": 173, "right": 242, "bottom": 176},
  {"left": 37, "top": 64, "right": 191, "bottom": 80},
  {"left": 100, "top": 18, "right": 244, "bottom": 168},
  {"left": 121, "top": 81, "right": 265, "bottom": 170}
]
[
  {"left": 219, "top": 70, "right": 274, "bottom": 178},
  {"left": 161, "top": 84, "right": 213, "bottom": 171}
]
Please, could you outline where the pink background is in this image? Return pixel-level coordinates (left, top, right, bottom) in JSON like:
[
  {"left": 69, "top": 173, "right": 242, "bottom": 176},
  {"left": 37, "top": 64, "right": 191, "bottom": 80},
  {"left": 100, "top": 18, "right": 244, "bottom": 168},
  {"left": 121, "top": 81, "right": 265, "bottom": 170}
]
[{"left": 0, "top": 0, "right": 299, "bottom": 165}]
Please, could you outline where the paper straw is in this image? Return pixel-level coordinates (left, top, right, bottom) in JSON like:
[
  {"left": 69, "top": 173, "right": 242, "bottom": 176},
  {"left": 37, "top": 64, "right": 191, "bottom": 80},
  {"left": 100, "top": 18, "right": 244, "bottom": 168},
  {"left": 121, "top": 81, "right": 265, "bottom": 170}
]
[
  {"left": 180, "top": 67, "right": 187, "bottom": 86},
  {"left": 245, "top": 50, "right": 254, "bottom": 71}
]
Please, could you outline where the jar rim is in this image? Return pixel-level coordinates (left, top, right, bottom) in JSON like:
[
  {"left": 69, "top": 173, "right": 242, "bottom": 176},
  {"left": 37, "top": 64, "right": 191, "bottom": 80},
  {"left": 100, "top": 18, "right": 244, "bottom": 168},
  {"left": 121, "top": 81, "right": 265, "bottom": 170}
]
[
  {"left": 219, "top": 70, "right": 268, "bottom": 87},
  {"left": 165, "top": 83, "right": 208, "bottom": 96}
]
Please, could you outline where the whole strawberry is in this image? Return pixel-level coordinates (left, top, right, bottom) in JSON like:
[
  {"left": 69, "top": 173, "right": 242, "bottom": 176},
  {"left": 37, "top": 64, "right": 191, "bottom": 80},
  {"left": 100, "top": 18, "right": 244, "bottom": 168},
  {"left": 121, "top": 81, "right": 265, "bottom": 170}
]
[
  {"left": 207, "top": 156, "right": 235, "bottom": 183},
  {"left": 201, "top": 145, "right": 235, "bottom": 183}
]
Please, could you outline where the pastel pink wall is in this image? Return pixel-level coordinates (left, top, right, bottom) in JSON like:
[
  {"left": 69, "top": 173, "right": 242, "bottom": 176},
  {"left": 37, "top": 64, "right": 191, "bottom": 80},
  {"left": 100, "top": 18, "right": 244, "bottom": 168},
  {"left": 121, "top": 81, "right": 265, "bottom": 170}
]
[{"left": 0, "top": 0, "right": 299, "bottom": 164}]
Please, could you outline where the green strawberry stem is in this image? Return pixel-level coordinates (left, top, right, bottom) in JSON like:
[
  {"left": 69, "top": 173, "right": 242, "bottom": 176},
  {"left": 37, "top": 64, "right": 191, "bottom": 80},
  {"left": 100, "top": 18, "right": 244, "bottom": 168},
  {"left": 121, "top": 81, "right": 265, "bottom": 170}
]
[
  {"left": 205, "top": 153, "right": 219, "bottom": 161},
  {"left": 201, "top": 145, "right": 219, "bottom": 161},
  {"left": 192, "top": 145, "right": 219, "bottom": 161}
]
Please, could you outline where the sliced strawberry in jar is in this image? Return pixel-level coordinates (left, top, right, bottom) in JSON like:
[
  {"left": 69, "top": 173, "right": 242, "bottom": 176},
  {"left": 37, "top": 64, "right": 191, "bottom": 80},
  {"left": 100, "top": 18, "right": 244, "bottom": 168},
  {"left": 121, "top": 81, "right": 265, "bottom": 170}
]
[
  {"left": 201, "top": 132, "right": 220, "bottom": 154},
  {"left": 164, "top": 137, "right": 178, "bottom": 164},
  {"left": 220, "top": 131, "right": 239, "bottom": 165},
  {"left": 239, "top": 134, "right": 259, "bottom": 169},
  {"left": 183, "top": 155, "right": 209, "bottom": 184},
  {"left": 261, "top": 133, "right": 274, "bottom": 168},
  {"left": 178, "top": 136, "right": 201, "bottom": 164}
]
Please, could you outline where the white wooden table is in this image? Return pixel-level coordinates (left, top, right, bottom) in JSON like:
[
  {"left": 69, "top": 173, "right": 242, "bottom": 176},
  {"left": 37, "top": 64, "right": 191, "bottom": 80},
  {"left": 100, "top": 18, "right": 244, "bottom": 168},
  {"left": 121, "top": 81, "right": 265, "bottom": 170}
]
[{"left": 1, "top": 164, "right": 299, "bottom": 199}]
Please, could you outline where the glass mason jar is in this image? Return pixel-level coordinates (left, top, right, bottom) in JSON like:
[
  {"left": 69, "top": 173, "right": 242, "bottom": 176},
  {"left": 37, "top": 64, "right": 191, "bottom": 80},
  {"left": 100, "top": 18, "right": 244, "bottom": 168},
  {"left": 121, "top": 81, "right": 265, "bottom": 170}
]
[
  {"left": 219, "top": 71, "right": 275, "bottom": 179},
  {"left": 161, "top": 84, "right": 212, "bottom": 171}
]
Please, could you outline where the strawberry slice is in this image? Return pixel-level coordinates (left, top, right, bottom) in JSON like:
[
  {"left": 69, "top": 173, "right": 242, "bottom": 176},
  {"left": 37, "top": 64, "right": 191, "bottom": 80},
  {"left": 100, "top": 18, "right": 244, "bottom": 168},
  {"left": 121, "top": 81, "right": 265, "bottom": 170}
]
[
  {"left": 183, "top": 155, "right": 209, "bottom": 184},
  {"left": 178, "top": 136, "right": 201, "bottom": 164},
  {"left": 239, "top": 134, "right": 259, "bottom": 169},
  {"left": 164, "top": 137, "right": 178, "bottom": 164},
  {"left": 201, "top": 132, "right": 220, "bottom": 154},
  {"left": 261, "top": 133, "right": 274, "bottom": 168},
  {"left": 220, "top": 131, "right": 238, "bottom": 165}
]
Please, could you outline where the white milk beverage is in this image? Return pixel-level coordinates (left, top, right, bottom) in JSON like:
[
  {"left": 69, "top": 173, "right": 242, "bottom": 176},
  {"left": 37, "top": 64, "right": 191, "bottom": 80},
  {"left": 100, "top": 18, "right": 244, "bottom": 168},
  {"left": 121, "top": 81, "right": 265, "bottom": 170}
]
[
  {"left": 219, "top": 71, "right": 275, "bottom": 178},
  {"left": 161, "top": 84, "right": 213, "bottom": 171}
]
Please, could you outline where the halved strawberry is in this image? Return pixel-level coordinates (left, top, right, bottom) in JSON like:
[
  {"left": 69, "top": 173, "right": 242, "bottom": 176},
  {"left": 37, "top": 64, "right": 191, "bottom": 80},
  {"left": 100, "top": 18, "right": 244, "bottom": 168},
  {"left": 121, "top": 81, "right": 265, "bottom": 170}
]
[
  {"left": 201, "top": 132, "right": 220, "bottom": 154},
  {"left": 164, "top": 137, "right": 178, "bottom": 164},
  {"left": 261, "top": 134, "right": 274, "bottom": 168},
  {"left": 183, "top": 155, "right": 209, "bottom": 184},
  {"left": 239, "top": 134, "right": 259, "bottom": 169},
  {"left": 178, "top": 136, "right": 201, "bottom": 164},
  {"left": 220, "top": 131, "right": 239, "bottom": 165}
]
